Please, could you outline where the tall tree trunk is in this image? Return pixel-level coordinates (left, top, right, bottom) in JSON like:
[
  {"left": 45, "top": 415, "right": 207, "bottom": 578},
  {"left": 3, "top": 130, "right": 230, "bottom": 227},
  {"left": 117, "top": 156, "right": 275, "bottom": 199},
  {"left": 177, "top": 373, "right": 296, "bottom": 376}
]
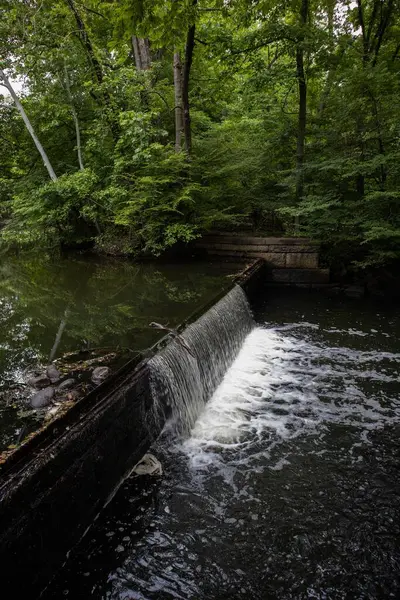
[
  {"left": 173, "top": 52, "right": 184, "bottom": 152},
  {"left": 327, "top": 0, "right": 335, "bottom": 41},
  {"left": 63, "top": 63, "right": 102, "bottom": 234},
  {"left": 139, "top": 38, "right": 151, "bottom": 70},
  {"left": 355, "top": 0, "right": 393, "bottom": 194},
  {"left": 66, "top": 0, "right": 104, "bottom": 86},
  {"left": 64, "top": 63, "right": 84, "bottom": 170},
  {"left": 295, "top": 0, "right": 309, "bottom": 224},
  {"left": 65, "top": 0, "right": 119, "bottom": 138},
  {"left": 132, "top": 36, "right": 141, "bottom": 70},
  {"left": 182, "top": 0, "right": 198, "bottom": 155},
  {"left": 0, "top": 69, "right": 57, "bottom": 181},
  {"left": 132, "top": 36, "right": 151, "bottom": 70}
]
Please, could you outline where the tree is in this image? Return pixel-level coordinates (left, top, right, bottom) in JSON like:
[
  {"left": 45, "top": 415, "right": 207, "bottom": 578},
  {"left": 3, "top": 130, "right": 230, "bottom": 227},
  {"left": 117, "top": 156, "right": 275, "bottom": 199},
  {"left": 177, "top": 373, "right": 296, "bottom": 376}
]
[
  {"left": 0, "top": 69, "right": 57, "bottom": 181},
  {"left": 1, "top": 0, "right": 399, "bottom": 270},
  {"left": 295, "top": 0, "right": 309, "bottom": 213},
  {"left": 173, "top": 52, "right": 184, "bottom": 151}
]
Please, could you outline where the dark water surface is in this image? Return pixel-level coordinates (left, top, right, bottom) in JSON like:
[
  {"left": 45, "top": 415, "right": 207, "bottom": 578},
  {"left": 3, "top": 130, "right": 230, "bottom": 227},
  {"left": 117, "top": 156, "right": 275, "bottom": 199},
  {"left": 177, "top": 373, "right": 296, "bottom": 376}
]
[
  {"left": 0, "top": 254, "right": 235, "bottom": 451},
  {"left": 44, "top": 289, "right": 400, "bottom": 599}
]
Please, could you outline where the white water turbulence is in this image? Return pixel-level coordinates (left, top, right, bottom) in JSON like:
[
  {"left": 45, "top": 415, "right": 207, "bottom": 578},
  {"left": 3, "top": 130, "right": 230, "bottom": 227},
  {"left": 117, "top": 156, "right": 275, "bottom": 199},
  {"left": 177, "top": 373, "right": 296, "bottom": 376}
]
[
  {"left": 149, "top": 285, "right": 253, "bottom": 435},
  {"left": 183, "top": 325, "right": 400, "bottom": 471},
  {"left": 41, "top": 295, "right": 400, "bottom": 600}
]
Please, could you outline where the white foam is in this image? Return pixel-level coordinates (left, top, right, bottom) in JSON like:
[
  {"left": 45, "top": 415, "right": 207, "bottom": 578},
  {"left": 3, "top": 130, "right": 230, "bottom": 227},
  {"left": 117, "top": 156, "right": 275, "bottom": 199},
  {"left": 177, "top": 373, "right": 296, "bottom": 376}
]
[{"left": 182, "top": 327, "right": 400, "bottom": 469}]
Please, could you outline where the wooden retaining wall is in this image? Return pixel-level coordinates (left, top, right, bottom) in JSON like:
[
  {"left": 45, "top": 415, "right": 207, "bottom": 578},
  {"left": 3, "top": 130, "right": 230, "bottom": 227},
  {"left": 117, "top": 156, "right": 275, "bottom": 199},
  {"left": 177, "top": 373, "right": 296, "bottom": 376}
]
[{"left": 195, "top": 234, "right": 330, "bottom": 284}]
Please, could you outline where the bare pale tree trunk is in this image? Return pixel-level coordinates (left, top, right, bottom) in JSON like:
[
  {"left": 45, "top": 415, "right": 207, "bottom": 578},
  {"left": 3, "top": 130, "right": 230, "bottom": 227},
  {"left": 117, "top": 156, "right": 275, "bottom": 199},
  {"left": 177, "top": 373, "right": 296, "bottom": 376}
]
[
  {"left": 0, "top": 68, "right": 57, "bottom": 181},
  {"left": 295, "top": 0, "right": 309, "bottom": 229},
  {"left": 173, "top": 52, "right": 184, "bottom": 152},
  {"left": 132, "top": 36, "right": 151, "bottom": 70},
  {"left": 64, "top": 63, "right": 84, "bottom": 170}
]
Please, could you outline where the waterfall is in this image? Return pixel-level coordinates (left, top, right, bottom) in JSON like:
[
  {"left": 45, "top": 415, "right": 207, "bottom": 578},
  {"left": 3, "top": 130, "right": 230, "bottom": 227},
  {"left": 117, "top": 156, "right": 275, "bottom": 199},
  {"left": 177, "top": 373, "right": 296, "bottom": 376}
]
[{"left": 149, "top": 285, "right": 254, "bottom": 436}]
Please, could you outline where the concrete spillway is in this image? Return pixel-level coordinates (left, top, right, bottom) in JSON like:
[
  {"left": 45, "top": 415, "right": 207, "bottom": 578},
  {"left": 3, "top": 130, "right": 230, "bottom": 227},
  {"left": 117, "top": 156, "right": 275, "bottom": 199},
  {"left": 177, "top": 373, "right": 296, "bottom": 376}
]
[{"left": 0, "top": 259, "right": 267, "bottom": 597}]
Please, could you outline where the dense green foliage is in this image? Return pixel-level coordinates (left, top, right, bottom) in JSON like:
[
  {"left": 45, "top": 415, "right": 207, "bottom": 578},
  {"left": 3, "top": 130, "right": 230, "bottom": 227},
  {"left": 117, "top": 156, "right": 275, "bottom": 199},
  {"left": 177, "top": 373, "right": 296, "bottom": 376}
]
[{"left": 1, "top": 0, "right": 399, "bottom": 267}]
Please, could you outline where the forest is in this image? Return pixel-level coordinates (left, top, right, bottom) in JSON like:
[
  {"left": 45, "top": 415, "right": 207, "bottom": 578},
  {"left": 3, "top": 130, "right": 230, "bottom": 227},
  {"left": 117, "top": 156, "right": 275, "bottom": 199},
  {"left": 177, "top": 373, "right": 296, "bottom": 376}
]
[{"left": 1, "top": 0, "right": 399, "bottom": 272}]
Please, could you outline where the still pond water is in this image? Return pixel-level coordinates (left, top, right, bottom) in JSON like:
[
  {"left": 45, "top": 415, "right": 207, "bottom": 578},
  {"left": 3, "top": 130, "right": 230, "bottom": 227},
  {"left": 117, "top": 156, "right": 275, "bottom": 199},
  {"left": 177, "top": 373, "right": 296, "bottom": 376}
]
[
  {"left": 43, "top": 288, "right": 400, "bottom": 599},
  {"left": 0, "top": 254, "right": 235, "bottom": 451}
]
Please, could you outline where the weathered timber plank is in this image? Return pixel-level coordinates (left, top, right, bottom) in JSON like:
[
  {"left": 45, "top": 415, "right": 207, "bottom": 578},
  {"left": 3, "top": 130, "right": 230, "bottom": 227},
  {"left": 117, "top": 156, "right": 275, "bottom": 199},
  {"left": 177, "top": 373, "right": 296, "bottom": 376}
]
[{"left": 271, "top": 269, "right": 330, "bottom": 284}]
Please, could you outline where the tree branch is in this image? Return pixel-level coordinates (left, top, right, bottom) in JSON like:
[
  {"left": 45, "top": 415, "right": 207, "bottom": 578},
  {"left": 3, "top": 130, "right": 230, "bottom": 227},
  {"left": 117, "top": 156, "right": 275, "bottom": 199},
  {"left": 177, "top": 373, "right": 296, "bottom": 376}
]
[
  {"left": 392, "top": 42, "right": 400, "bottom": 61},
  {"left": 80, "top": 3, "right": 108, "bottom": 19},
  {"left": 372, "top": 0, "right": 394, "bottom": 66}
]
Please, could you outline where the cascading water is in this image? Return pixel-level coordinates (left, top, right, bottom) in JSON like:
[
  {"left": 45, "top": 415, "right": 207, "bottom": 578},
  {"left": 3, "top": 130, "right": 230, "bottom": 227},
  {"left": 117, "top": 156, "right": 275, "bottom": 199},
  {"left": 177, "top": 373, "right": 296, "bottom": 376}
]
[
  {"left": 183, "top": 325, "right": 400, "bottom": 471},
  {"left": 148, "top": 285, "right": 254, "bottom": 435},
  {"left": 42, "top": 290, "right": 400, "bottom": 600}
]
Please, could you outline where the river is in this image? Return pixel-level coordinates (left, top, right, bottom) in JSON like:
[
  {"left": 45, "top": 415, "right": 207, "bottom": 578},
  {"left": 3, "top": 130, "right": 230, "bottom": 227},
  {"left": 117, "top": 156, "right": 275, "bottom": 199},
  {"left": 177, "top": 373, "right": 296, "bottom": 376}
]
[
  {"left": 42, "top": 287, "right": 400, "bottom": 599},
  {"left": 0, "top": 254, "right": 235, "bottom": 452}
]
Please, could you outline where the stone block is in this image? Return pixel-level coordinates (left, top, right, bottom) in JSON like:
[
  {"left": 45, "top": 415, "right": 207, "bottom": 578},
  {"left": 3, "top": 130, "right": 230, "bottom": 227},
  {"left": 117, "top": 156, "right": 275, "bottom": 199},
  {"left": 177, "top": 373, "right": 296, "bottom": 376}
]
[
  {"left": 285, "top": 253, "right": 319, "bottom": 268},
  {"left": 267, "top": 244, "right": 318, "bottom": 253},
  {"left": 260, "top": 252, "right": 286, "bottom": 267},
  {"left": 199, "top": 243, "right": 270, "bottom": 254},
  {"left": 199, "top": 235, "right": 318, "bottom": 247}
]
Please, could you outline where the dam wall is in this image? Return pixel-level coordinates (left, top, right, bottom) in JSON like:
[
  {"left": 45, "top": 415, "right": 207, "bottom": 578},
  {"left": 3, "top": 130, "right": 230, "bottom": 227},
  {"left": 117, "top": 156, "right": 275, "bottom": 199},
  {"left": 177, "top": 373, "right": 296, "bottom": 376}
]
[
  {"left": 195, "top": 234, "right": 330, "bottom": 284},
  {"left": 0, "top": 259, "right": 266, "bottom": 597}
]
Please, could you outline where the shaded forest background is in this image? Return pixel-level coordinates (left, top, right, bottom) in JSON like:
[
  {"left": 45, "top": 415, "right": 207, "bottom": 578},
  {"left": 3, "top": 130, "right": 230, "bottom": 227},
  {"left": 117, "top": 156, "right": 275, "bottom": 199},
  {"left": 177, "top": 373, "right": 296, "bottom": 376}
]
[{"left": 1, "top": 0, "right": 399, "bottom": 272}]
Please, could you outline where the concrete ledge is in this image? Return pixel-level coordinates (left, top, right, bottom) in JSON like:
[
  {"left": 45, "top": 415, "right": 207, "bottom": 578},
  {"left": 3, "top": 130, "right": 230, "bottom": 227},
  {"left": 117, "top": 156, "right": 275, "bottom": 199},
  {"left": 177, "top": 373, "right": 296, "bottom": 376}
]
[
  {"left": 194, "top": 234, "right": 324, "bottom": 273},
  {"left": 196, "top": 242, "right": 318, "bottom": 254},
  {"left": 271, "top": 269, "right": 330, "bottom": 284},
  {"left": 0, "top": 363, "right": 163, "bottom": 596},
  {"left": 199, "top": 235, "right": 318, "bottom": 247}
]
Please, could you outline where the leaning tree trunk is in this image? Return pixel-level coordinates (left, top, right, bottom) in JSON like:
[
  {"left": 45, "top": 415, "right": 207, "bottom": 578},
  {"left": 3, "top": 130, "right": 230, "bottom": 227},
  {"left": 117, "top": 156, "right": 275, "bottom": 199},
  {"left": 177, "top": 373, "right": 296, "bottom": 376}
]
[
  {"left": 65, "top": 0, "right": 119, "bottom": 138},
  {"left": 173, "top": 51, "right": 184, "bottom": 152},
  {"left": 66, "top": 0, "right": 104, "bottom": 86},
  {"left": 295, "top": 0, "right": 309, "bottom": 228},
  {"left": 0, "top": 68, "right": 57, "bottom": 181}
]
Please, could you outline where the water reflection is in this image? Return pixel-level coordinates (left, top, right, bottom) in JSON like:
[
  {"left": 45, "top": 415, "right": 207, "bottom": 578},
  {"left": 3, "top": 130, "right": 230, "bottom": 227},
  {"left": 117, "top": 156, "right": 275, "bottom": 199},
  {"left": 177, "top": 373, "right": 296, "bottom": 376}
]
[{"left": 0, "top": 254, "right": 235, "bottom": 450}]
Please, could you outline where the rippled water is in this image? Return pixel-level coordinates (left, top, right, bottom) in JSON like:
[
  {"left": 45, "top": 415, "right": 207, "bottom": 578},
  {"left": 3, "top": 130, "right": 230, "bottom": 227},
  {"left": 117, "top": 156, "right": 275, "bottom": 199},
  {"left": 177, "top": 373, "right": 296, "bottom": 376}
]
[{"left": 43, "top": 290, "right": 400, "bottom": 599}]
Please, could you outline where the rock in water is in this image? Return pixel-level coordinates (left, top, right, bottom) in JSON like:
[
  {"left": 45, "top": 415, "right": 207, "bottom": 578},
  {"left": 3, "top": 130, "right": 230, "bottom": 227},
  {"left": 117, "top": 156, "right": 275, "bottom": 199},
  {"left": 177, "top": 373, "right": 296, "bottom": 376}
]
[
  {"left": 132, "top": 454, "right": 163, "bottom": 476},
  {"left": 46, "top": 364, "right": 61, "bottom": 383},
  {"left": 31, "top": 386, "right": 55, "bottom": 408},
  {"left": 28, "top": 373, "right": 51, "bottom": 388},
  {"left": 57, "top": 378, "right": 76, "bottom": 391},
  {"left": 91, "top": 366, "right": 110, "bottom": 385}
]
